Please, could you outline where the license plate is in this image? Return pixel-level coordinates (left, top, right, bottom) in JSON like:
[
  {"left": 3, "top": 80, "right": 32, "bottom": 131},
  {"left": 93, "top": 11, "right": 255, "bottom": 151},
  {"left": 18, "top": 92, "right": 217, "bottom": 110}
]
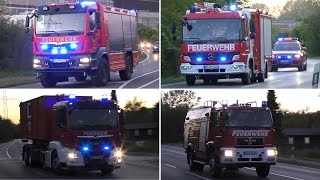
[
  {"left": 91, "top": 156, "right": 103, "bottom": 159},
  {"left": 244, "top": 151, "right": 258, "bottom": 155},
  {"left": 280, "top": 60, "right": 289, "bottom": 63},
  {"left": 204, "top": 65, "right": 219, "bottom": 69},
  {"left": 52, "top": 59, "right": 68, "bottom": 63}
]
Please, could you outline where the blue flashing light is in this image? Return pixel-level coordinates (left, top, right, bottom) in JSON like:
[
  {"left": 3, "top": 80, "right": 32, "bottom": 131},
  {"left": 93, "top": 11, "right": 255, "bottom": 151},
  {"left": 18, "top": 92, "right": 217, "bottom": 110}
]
[
  {"left": 83, "top": 147, "right": 89, "bottom": 151},
  {"left": 69, "top": 94, "right": 76, "bottom": 99},
  {"left": 70, "top": 43, "right": 78, "bottom": 50},
  {"left": 41, "top": 44, "right": 48, "bottom": 50},
  {"left": 220, "top": 56, "right": 227, "bottom": 62},
  {"left": 287, "top": 55, "right": 292, "bottom": 59},
  {"left": 102, "top": 94, "right": 109, "bottom": 102},
  {"left": 230, "top": 4, "right": 237, "bottom": 11},
  {"left": 52, "top": 49, "right": 58, "bottom": 54},
  {"left": 262, "top": 101, "right": 267, "bottom": 107},
  {"left": 277, "top": 56, "right": 281, "bottom": 59},
  {"left": 190, "top": 6, "right": 196, "bottom": 13},
  {"left": 61, "top": 48, "right": 67, "bottom": 54},
  {"left": 278, "top": 38, "right": 284, "bottom": 41},
  {"left": 128, "top": 9, "right": 136, "bottom": 13},
  {"left": 80, "top": 1, "right": 96, "bottom": 7},
  {"left": 196, "top": 57, "right": 203, "bottom": 62},
  {"left": 104, "top": 146, "right": 110, "bottom": 150}
]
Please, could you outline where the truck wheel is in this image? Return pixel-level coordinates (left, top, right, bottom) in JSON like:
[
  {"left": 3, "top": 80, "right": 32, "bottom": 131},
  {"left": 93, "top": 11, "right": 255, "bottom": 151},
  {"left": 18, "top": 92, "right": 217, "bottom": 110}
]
[
  {"left": 272, "top": 66, "right": 278, "bottom": 72},
  {"left": 75, "top": 75, "right": 87, "bottom": 81},
  {"left": 298, "top": 64, "right": 303, "bottom": 71},
  {"left": 265, "top": 64, "right": 268, "bottom": 78},
  {"left": 257, "top": 72, "right": 265, "bottom": 82},
  {"left": 188, "top": 152, "right": 197, "bottom": 171},
  {"left": 101, "top": 167, "right": 114, "bottom": 175},
  {"left": 304, "top": 63, "right": 307, "bottom": 71},
  {"left": 241, "top": 72, "right": 250, "bottom": 85},
  {"left": 210, "top": 159, "right": 222, "bottom": 178},
  {"left": 40, "top": 73, "right": 57, "bottom": 88},
  {"left": 119, "top": 55, "right": 133, "bottom": 80},
  {"left": 186, "top": 75, "right": 195, "bottom": 86},
  {"left": 51, "top": 151, "right": 62, "bottom": 175},
  {"left": 256, "top": 165, "right": 270, "bottom": 177},
  {"left": 93, "top": 57, "right": 110, "bottom": 86}
]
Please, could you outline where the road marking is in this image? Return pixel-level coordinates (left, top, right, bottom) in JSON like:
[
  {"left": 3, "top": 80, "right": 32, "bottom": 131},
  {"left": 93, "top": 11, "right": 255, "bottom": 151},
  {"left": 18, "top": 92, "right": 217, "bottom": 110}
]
[
  {"left": 6, "top": 140, "right": 17, "bottom": 159},
  {"left": 165, "top": 163, "right": 177, "bottom": 169},
  {"left": 118, "top": 70, "right": 159, "bottom": 89},
  {"left": 140, "top": 51, "right": 150, "bottom": 63},
  {"left": 244, "top": 167, "right": 304, "bottom": 180},
  {"left": 137, "top": 78, "right": 159, "bottom": 89},
  {"left": 0, "top": 160, "right": 22, "bottom": 164},
  {"left": 162, "top": 149, "right": 185, "bottom": 155},
  {"left": 186, "top": 171, "right": 211, "bottom": 180},
  {"left": 162, "top": 81, "right": 186, "bottom": 87},
  {"left": 278, "top": 162, "right": 320, "bottom": 171}
]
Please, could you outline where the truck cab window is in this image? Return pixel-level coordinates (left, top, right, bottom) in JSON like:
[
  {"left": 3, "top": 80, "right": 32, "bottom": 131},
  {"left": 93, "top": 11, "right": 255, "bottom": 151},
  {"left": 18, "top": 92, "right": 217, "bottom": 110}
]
[
  {"left": 215, "top": 111, "right": 221, "bottom": 126},
  {"left": 27, "top": 103, "right": 32, "bottom": 118},
  {"left": 55, "top": 108, "right": 66, "bottom": 128},
  {"left": 89, "top": 11, "right": 96, "bottom": 31}
]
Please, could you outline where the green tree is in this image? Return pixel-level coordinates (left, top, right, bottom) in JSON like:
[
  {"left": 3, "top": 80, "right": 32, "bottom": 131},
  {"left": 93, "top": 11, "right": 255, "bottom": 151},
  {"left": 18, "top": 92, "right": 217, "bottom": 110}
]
[
  {"left": 267, "top": 90, "right": 282, "bottom": 146},
  {"left": 110, "top": 90, "right": 117, "bottom": 102},
  {"left": 124, "top": 96, "right": 146, "bottom": 111},
  {"left": 162, "top": 90, "right": 201, "bottom": 108},
  {"left": 138, "top": 24, "right": 159, "bottom": 42}
]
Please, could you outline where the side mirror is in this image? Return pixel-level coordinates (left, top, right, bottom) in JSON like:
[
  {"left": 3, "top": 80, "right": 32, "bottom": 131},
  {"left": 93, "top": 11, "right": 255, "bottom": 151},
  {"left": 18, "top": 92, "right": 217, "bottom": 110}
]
[
  {"left": 95, "top": 12, "right": 101, "bottom": 29},
  {"left": 302, "top": 47, "right": 307, "bottom": 51},
  {"left": 250, "top": 19, "right": 255, "bottom": 33},
  {"left": 250, "top": 33, "right": 256, "bottom": 39},
  {"left": 171, "top": 21, "right": 177, "bottom": 40},
  {"left": 187, "top": 24, "right": 193, "bottom": 31},
  {"left": 25, "top": 16, "right": 30, "bottom": 28}
]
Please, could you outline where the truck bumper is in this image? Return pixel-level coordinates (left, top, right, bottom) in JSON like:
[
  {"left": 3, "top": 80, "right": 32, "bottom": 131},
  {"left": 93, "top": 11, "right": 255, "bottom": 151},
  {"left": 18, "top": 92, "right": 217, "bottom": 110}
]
[
  {"left": 272, "top": 59, "right": 306, "bottom": 68},
  {"left": 220, "top": 147, "right": 277, "bottom": 167},
  {"left": 180, "top": 62, "right": 249, "bottom": 78}
]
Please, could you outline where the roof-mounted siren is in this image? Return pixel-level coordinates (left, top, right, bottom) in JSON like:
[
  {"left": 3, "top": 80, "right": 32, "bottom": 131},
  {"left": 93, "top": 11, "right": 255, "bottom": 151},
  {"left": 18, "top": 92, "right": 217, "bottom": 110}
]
[
  {"left": 262, "top": 101, "right": 267, "bottom": 107},
  {"left": 80, "top": 0, "right": 96, "bottom": 7},
  {"left": 222, "top": 100, "right": 228, "bottom": 108},
  {"left": 101, "top": 94, "right": 109, "bottom": 102},
  {"left": 229, "top": 3, "right": 238, "bottom": 12},
  {"left": 189, "top": 6, "right": 196, "bottom": 13}
]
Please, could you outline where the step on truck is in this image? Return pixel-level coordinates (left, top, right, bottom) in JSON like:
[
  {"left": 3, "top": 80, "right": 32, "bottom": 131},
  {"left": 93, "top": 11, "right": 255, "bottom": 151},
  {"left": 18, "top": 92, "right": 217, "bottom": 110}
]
[
  {"left": 171, "top": 2, "right": 272, "bottom": 85},
  {"left": 20, "top": 95, "right": 125, "bottom": 174},
  {"left": 25, "top": 1, "right": 139, "bottom": 87},
  {"left": 184, "top": 100, "right": 278, "bottom": 178}
]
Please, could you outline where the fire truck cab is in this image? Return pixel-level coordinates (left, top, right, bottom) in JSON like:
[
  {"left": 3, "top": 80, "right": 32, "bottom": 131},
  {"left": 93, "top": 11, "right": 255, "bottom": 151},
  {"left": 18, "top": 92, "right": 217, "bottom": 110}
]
[
  {"left": 172, "top": 3, "right": 272, "bottom": 86},
  {"left": 271, "top": 38, "right": 307, "bottom": 72},
  {"left": 184, "top": 101, "right": 277, "bottom": 178}
]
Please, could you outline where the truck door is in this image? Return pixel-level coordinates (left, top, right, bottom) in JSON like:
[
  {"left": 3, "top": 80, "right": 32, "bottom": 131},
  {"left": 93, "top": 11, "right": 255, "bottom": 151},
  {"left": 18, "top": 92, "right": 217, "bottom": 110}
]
[{"left": 197, "top": 119, "right": 209, "bottom": 160}]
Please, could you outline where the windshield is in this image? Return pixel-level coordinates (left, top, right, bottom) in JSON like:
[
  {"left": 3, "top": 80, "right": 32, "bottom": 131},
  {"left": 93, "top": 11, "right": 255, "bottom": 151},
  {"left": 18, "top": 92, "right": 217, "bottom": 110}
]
[
  {"left": 274, "top": 43, "right": 300, "bottom": 51},
  {"left": 70, "top": 109, "right": 118, "bottom": 129},
  {"left": 183, "top": 19, "right": 241, "bottom": 43},
  {"left": 36, "top": 13, "right": 86, "bottom": 35},
  {"left": 227, "top": 109, "right": 272, "bottom": 127}
]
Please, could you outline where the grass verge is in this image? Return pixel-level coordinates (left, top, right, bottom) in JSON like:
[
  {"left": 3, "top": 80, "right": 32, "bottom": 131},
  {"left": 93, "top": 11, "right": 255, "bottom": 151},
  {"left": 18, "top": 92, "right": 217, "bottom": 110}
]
[
  {"left": 0, "top": 70, "right": 35, "bottom": 79},
  {"left": 123, "top": 139, "right": 159, "bottom": 153},
  {"left": 161, "top": 75, "right": 185, "bottom": 85},
  {"left": 0, "top": 70, "right": 38, "bottom": 88}
]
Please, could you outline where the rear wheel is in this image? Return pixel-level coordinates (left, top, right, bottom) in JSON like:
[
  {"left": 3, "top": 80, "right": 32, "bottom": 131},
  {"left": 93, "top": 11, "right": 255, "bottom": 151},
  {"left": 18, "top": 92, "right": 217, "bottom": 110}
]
[
  {"left": 298, "top": 64, "right": 303, "bottom": 71},
  {"left": 256, "top": 165, "right": 270, "bottom": 177},
  {"left": 119, "top": 55, "right": 133, "bottom": 80},
  {"left": 186, "top": 75, "right": 196, "bottom": 86},
  {"left": 210, "top": 159, "right": 222, "bottom": 178},
  {"left": 51, "top": 151, "right": 62, "bottom": 175},
  {"left": 40, "top": 73, "right": 57, "bottom": 88},
  {"left": 272, "top": 65, "right": 278, "bottom": 72}
]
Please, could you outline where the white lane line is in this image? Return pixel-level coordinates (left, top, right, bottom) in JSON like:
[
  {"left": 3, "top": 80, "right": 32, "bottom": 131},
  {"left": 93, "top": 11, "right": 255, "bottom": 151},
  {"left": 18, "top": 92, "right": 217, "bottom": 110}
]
[
  {"left": 118, "top": 70, "right": 159, "bottom": 89},
  {"left": 162, "top": 82, "right": 186, "bottom": 87},
  {"left": 165, "top": 163, "right": 177, "bottom": 169},
  {"left": 186, "top": 171, "right": 211, "bottom": 180},
  {"left": 162, "top": 149, "right": 185, "bottom": 155},
  {"left": 137, "top": 78, "right": 159, "bottom": 89},
  {"left": 244, "top": 167, "right": 304, "bottom": 180},
  {"left": 6, "top": 140, "right": 17, "bottom": 159},
  {"left": 0, "top": 160, "right": 22, "bottom": 164},
  {"left": 112, "top": 70, "right": 137, "bottom": 76},
  {"left": 140, "top": 52, "right": 150, "bottom": 63},
  {"left": 278, "top": 162, "right": 320, "bottom": 171}
]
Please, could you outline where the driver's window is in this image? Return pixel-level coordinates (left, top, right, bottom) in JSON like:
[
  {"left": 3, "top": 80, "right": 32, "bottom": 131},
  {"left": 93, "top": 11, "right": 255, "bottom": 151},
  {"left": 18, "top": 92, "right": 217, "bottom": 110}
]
[
  {"left": 89, "top": 11, "right": 96, "bottom": 31},
  {"left": 54, "top": 108, "right": 66, "bottom": 128}
]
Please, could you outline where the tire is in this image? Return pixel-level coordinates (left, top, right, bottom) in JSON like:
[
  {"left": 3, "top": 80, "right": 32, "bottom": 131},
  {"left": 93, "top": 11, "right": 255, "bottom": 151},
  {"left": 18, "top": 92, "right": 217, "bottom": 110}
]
[
  {"left": 119, "top": 55, "right": 133, "bottom": 80},
  {"left": 101, "top": 167, "right": 114, "bottom": 175},
  {"left": 256, "top": 165, "right": 270, "bottom": 177},
  {"left": 249, "top": 62, "right": 256, "bottom": 83},
  {"left": 40, "top": 73, "right": 57, "bottom": 88},
  {"left": 241, "top": 72, "right": 250, "bottom": 85},
  {"left": 298, "top": 64, "right": 303, "bottom": 71},
  {"left": 51, "top": 151, "right": 62, "bottom": 175},
  {"left": 186, "top": 75, "right": 196, "bottom": 86},
  {"left": 304, "top": 63, "right": 307, "bottom": 71},
  {"left": 257, "top": 72, "right": 265, "bottom": 82},
  {"left": 210, "top": 159, "right": 222, "bottom": 178},
  {"left": 23, "top": 147, "right": 30, "bottom": 166},
  {"left": 188, "top": 152, "right": 197, "bottom": 171},
  {"left": 93, "top": 57, "right": 110, "bottom": 86},
  {"left": 265, "top": 63, "right": 268, "bottom": 78},
  {"left": 75, "top": 75, "right": 87, "bottom": 81},
  {"left": 272, "top": 66, "right": 278, "bottom": 72}
]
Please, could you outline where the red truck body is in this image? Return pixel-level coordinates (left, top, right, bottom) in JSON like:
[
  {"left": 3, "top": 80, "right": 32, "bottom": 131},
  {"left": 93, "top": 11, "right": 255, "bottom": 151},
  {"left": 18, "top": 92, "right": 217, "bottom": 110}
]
[
  {"left": 20, "top": 95, "right": 124, "bottom": 174},
  {"left": 27, "top": 1, "right": 139, "bottom": 87}
]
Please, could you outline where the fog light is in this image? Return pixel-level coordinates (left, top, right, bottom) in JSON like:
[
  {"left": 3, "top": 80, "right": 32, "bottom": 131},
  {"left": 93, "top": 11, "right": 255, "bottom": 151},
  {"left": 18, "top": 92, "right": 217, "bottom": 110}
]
[
  {"left": 117, "top": 159, "right": 122, "bottom": 163},
  {"left": 33, "top": 64, "right": 41, "bottom": 68},
  {"left": 33, "top": 59, "right": 41, "bottom": 64},
  {"left": 224, "top": 150, "right": 233, "bottom": 157}
]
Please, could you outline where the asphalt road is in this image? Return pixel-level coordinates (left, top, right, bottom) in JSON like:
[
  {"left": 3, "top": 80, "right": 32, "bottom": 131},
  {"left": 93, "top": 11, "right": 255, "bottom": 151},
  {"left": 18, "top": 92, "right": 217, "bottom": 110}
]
[
  {"left": 0, "top": 139, "right": 159, "bottom": 179},
  {"left": 162, "top": 145, "right": 320, "bottom": 180},
  {"left": 162, "top": 59, "right": 320, "bottom": 89},
  {"left": 12, "top": 50, "right": 159, "bottom": 89}
]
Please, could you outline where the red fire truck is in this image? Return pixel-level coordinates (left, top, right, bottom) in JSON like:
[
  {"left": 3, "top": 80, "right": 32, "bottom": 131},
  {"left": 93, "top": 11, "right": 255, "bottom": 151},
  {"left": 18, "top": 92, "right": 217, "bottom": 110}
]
[
  {"left": 172, "top": 3, "right": 272, "bottom": 85},
  {"left": 20, "top": 95, "right": 125, "bottom": 174},
  {"left": 25, "top": 1, "right": 139, "bottom": 87},
  {"left": 184, "top": 101, "right": 277, "bottom": 178}
]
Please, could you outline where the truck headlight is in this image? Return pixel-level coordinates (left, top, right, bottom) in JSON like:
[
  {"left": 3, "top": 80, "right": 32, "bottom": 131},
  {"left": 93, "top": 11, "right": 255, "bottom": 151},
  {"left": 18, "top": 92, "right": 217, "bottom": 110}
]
[
  {"left": 80, "top": 57, "right": 91, "bottom": 63},
  {"left": 224, "top": 150, "right": 233, "bottom": 157},
  {"left": 266, "top": 149, "right": 277, "bottom": 156},
  {"left": 183, "top": 56, "right": 191, "bottom": 61},
  {"left": 140, "top": 43, "right": 145, "bottom": 48},
  {"left": 33, "top": 59, "right": 41, "bottom": 64},
  {"left": 146, "top": 43, "right": 151, "bottom": 48},
  {"left": 294, "top": 54, "right": 301, "bottom": 58},
  {"left": 114, "top": 150, "right": 122, "bottom": 158},
  {"left": 232, "top": 55, "right": 240, "bottom": 61},
  {"left": 68, "top": 152, "right": 78, "bottom": 159}
]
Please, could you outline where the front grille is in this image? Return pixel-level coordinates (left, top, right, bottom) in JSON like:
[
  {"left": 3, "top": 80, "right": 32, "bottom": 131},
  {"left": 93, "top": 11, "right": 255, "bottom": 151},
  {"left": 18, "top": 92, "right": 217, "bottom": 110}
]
[
  {"left": 50, "top": 62, "right": 70, "bottom": 68},
  {"left": 187, "top": 53, "right": 239, "bottom": 63},
  {"left": 236, "top": 138, "right": 264, "bottom": 146}
]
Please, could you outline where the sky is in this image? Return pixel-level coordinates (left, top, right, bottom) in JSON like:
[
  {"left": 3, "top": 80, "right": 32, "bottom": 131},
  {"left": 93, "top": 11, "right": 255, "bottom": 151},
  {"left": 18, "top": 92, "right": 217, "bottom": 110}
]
[
  {"left": 0, "top": 89, "right": 159, "bottom": 124},
  {"left": 249, "top": 0, "right": 289, "bottom": 8},
  {"left": 162, "top": 89, "right": 320, "bottom": 112}
]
